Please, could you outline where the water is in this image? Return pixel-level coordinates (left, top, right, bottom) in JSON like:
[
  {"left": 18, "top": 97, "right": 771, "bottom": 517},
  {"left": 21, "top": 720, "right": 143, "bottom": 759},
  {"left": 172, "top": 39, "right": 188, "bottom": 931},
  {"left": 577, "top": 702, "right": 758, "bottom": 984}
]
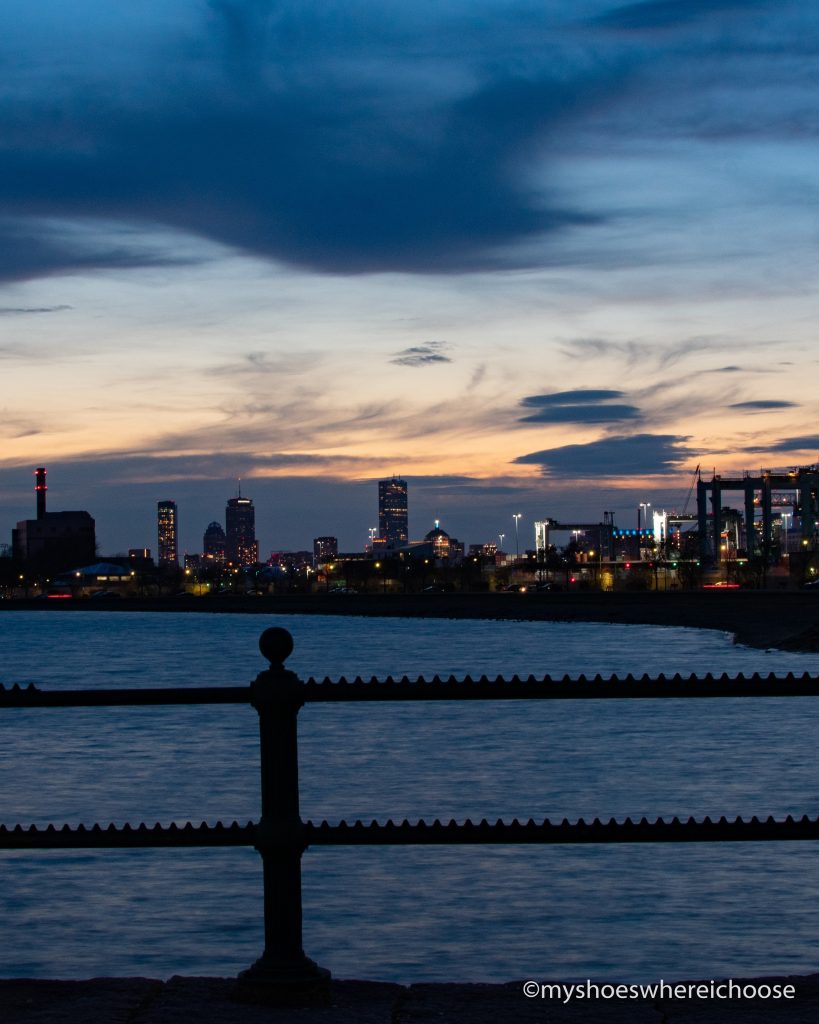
[{"left": 2, "top": 610, "right": 819, "bottom": 983}]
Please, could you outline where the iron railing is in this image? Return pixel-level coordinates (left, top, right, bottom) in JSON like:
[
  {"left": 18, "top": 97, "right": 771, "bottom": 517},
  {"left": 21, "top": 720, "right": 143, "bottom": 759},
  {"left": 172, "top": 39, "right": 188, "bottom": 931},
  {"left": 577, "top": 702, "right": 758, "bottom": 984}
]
[{"left": 2, "top": 625, "right": 819, "bottom": 993}]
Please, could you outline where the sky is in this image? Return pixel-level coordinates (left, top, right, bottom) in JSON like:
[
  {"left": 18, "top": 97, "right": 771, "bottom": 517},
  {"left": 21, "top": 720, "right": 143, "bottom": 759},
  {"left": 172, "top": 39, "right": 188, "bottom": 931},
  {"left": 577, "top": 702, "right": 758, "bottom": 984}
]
[{"left": 1, "top": 0, "right": 818, "bottom": 556}]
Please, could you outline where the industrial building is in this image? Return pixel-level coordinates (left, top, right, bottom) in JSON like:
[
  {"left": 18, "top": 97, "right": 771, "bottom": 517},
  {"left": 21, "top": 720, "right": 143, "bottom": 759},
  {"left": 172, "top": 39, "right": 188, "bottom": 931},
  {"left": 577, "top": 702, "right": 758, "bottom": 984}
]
[
  {"left": 12, "top": 467, "right": 96, "bottom": 574},
  {"left": 697, "top": 468, "right": 819, "bottom": 564}
]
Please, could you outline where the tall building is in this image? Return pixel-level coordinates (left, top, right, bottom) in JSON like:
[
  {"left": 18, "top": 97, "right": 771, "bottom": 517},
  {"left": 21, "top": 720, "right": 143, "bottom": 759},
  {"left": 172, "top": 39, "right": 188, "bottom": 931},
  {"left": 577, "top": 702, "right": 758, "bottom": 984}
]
[
  {"left": 203, "top": 521, "right": 226, "bottom": 563},
  {"left": 226, "top": 496, "right": 258, "bottom": 566},
  {"left": 378, "top": 476, "right": 408, "bottom": 548},
  {"left": 157, "top": 500, "right": 178, "bottom": 568}
]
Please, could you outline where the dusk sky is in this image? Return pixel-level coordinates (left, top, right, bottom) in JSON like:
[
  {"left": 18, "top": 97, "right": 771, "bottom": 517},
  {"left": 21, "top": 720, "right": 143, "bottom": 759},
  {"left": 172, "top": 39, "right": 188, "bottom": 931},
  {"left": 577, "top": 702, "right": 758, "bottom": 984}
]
[{"left": 1, "top": 0, "right": 818, "bottom": 556}]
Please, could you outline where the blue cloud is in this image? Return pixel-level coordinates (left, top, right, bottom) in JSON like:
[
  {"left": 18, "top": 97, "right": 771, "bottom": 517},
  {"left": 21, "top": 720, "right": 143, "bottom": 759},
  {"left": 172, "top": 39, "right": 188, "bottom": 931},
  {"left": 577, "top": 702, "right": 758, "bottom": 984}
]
[
  {"left": 521, "top": 389, "right": 626, "bottom": 406},
  {"left": 519, "top": 389, "right": 640, "bottom": 423},
  {"left": 0, "top": 0, "right": 815, "bottom": 285},
  {"left": 519, "top": 404, "right": 641, "bottom": 424},
  {"left": 729, "top": 400, "right": 797, "bottom": 410},
  {"left": 515, "top": 433, "right": 694, "bottom": 476},
  {"left": 0, "top": 3, "right": 623, "bottom": 281}
]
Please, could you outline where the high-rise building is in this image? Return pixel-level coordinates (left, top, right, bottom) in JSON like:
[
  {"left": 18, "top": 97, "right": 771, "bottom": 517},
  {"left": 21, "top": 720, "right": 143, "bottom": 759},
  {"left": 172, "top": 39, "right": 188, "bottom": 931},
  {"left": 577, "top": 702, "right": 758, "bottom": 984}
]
[
  {"left": 157, "top": 500, "right": 178, "bottom": 568},
  {"left": 313, "top": 536, "right": 338, "bottom": 566},
  {"left": 226, "top": 496, "right": 258, "bottom": 566},
  {"left": 378, "top": 476, "right": 408, "bottom": 548},
  {"left": 203, "top": 521, "right": 226, "bottom": 563}
]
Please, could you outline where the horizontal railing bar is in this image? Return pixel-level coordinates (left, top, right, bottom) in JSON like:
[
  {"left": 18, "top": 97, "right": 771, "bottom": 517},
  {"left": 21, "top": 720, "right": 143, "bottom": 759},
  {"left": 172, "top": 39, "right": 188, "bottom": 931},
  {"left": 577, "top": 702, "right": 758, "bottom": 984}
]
[
  {"left": 4, "top": 674, "right": 819, "bottom": 709},
  {"left": 0, "top": 686, "right": 253, "bottom": 708},
  {"left": 5, "top": 815, "right": 819, "bottom": 849},
  {"left": 0, "top": 821, "right": 257, "bottom": 849},
  {"left": 302, "top": 672, "right": 819, "bottom": 701},
  {"left": 304, "top": 815, "right": 819, "bottom": 844}
]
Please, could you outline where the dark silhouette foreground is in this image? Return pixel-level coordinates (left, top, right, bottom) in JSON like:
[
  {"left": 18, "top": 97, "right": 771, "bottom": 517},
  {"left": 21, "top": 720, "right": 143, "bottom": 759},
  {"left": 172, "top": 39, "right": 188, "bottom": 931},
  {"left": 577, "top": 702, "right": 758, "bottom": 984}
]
[{"left": 2, "top": 974, "right": 819, "bottom": 1023}]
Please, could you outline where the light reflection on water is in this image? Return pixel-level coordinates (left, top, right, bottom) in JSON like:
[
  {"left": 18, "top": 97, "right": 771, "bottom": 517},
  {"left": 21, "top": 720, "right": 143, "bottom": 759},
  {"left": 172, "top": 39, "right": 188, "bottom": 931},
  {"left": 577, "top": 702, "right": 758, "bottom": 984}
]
[{"left": 1, "top": 611, "right": 819, "bottom": 982}]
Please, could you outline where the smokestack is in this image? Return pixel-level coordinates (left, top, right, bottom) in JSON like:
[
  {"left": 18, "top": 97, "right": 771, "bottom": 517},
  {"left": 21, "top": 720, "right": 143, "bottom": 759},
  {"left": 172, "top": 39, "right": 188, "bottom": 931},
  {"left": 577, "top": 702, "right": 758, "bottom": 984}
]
[{"left": 35, "top": 467, "right": 47, "bottom": 519}]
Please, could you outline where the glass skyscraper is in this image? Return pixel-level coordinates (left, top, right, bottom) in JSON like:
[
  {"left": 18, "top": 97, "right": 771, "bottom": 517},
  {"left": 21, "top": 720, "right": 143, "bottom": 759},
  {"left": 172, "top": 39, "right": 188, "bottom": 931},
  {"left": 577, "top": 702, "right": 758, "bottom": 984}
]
[
  {"left": 378, "top": 477, "right": 408, "bottom": 548},
  {"left": 157, "top": 500, "right": 178, "bottom": 568},
  {"left": 225, "top": 496, "right": 258, "bottom": 566}
]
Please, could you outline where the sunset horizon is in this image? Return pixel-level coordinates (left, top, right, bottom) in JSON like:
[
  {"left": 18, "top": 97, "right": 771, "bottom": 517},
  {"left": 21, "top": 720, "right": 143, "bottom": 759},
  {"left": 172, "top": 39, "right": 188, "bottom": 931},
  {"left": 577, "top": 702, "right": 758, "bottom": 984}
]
[{"left": 2, "top": 0, "right": 817, "bottom": 555}]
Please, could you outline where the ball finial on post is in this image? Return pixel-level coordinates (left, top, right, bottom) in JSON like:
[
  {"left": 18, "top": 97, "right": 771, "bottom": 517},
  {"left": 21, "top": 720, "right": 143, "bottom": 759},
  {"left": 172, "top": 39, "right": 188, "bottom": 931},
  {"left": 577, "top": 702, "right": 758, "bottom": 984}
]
[{"left": 258, "top": 627, "right": 295, "bottom": 670}]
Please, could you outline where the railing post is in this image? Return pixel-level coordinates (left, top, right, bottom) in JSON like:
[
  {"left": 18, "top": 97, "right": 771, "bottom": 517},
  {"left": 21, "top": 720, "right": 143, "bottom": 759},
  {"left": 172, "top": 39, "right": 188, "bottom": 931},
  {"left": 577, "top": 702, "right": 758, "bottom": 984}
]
[{"left": 239, "top": 627, "right": 330, "bottom": 997}]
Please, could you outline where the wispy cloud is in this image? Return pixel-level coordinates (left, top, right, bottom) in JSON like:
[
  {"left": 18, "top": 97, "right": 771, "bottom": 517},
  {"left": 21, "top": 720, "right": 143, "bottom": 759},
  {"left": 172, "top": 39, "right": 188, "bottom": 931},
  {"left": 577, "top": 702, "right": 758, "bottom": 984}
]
[
  {"left": 400, "top": 474, "right": 524, "bottom": 497},
  {"left": 0, "top": 217, "right": 192, "bottom": 283},
  {"left": 0, "top": 304, "right": 71, "bottom": 315},
  {"left": 595, "top": 0, "right": 772, "bottom": 31},
  {"left": 467, "top": 363, "right": 487, "bottom": 391},
  {"left": 558, "top": 336, "right": 744, "bottom": 373},
  {"left": 746, "top": 435, "right": 819, "bottom": 454},
  {"left": 57, "top": 450, "right": 372, "bottom": 485},
  {"left": 390, "top": 341, "right": 452, "bottom": 367},
  {"left": 205, "top": 350, "right": 323, "bottom": 379},
  {"left": 728, "top": 400, "right": 798, "bottom": 411},
  {"left": 0, "top": 409, "right": 43, "bottom": 440}
]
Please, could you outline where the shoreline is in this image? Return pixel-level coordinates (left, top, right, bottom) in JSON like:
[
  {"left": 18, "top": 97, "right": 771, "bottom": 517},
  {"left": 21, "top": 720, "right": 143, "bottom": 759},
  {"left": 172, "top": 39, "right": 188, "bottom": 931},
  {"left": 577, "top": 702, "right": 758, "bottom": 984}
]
[{"left": 3, "top": 590, "right": 819, "bottom": 651}]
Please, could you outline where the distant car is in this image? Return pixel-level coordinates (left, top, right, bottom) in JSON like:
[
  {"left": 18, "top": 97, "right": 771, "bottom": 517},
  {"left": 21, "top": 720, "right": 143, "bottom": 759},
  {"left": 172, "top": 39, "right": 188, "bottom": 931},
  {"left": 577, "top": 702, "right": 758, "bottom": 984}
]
[
  {"left": 702, "top": 582, "right": 740, "bottom": 589},
  {"left": 535, "top": 582, "right": 561, "bottom": 592},
  {"left": 803, "top": 579, "right": 819, "bottom": 589},
  {"left": 502, "top": 584, "right": 528, "bottom": 593},
  {"left": 422, "top": 585, "right": 445, "bottom": 593}
]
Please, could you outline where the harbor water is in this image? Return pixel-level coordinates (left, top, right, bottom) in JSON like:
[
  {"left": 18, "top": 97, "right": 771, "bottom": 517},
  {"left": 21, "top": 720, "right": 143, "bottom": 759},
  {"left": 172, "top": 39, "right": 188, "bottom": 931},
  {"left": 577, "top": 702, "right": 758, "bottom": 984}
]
[{"left": 1, "top": 611, "right": 819, "bottom": 983}]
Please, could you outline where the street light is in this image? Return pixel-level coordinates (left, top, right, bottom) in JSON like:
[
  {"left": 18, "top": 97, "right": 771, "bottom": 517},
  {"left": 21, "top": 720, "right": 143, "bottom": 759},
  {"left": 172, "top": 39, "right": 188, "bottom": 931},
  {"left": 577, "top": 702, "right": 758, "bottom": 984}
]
[
  {"left": 637, "top": 502, "right": 651, "bottom": 532},
  {"left": 498, "top": 532, "right": 505, "bottom": 551},
  {"left": 513, "top": 513, "right": 522, "bottom": 559}
]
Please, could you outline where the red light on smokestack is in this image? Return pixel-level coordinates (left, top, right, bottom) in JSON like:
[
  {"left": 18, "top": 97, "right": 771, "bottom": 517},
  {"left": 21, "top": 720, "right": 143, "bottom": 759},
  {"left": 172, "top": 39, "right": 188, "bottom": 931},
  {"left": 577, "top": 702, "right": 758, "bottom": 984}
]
[{"left": 35, "top": 467, "right": 47, "bottom": 519}]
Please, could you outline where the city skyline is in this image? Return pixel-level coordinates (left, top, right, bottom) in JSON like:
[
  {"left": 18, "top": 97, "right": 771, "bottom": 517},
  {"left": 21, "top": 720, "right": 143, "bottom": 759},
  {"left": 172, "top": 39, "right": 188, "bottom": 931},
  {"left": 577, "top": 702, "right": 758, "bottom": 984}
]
[
  {"left": 5, "top": 464, "right": 561, "bottom": 560},
  {"left": 2, "top": 2, "right": 819, "bottom": 554},
  {"left": 5, "top": 458, "right": 812, "bottom": 567}
]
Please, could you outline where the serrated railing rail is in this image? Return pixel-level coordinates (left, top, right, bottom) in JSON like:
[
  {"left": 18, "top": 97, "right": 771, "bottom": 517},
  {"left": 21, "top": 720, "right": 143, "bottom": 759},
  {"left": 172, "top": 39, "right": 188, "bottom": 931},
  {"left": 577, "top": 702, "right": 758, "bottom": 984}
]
[{"left": 2, "top": 625, "right": 819, "bottom": 992}]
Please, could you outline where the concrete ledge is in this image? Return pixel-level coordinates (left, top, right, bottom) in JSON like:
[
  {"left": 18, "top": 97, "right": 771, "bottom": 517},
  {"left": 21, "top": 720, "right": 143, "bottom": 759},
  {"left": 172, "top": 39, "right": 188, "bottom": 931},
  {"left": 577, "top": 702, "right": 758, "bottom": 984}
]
[{"left": 3, "top": 974, "right": 819, "bottom": 1023}]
